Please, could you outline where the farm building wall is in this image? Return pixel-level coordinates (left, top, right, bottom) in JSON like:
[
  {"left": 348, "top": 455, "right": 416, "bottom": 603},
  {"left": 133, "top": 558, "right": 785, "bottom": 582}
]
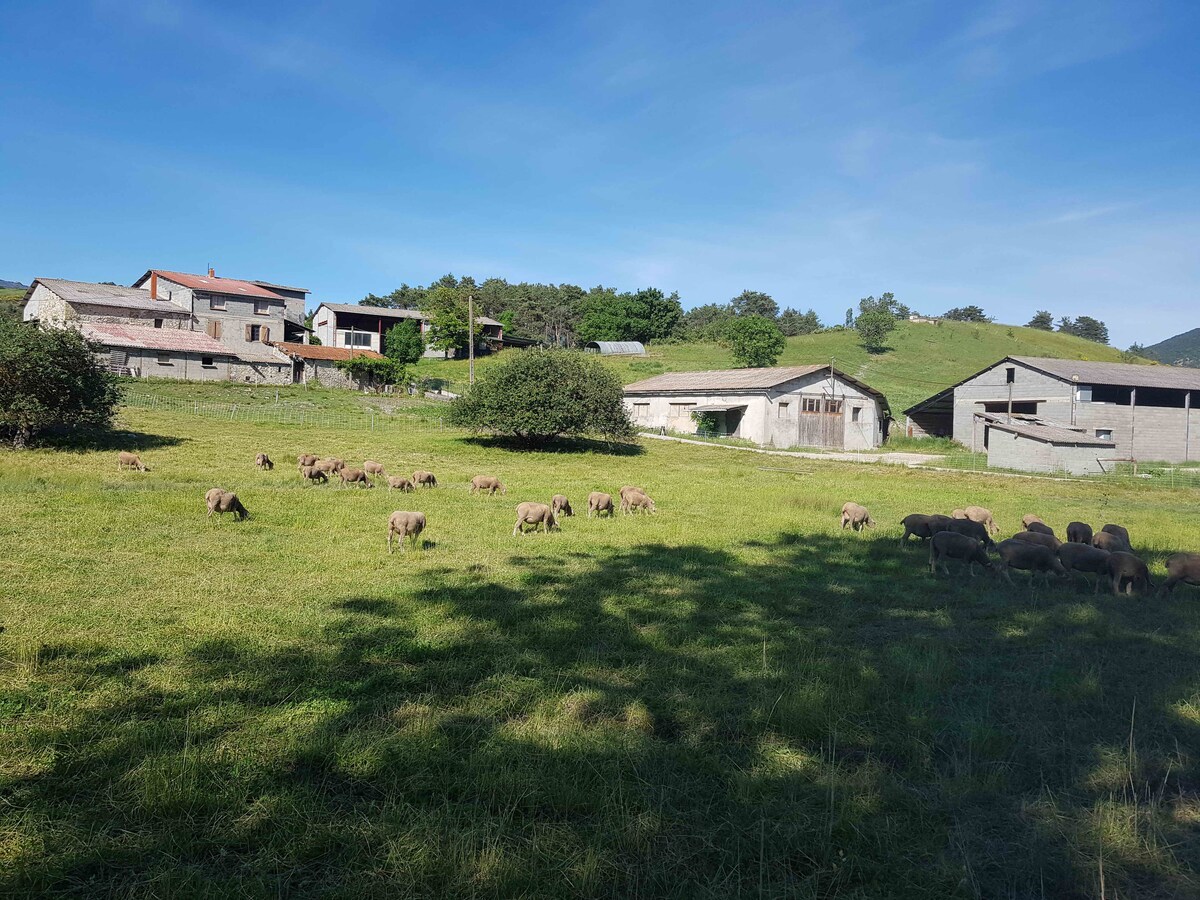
[
  {"left": 952, "top": 361, "right": 1072, "bottom": 449},
  {"left": 986, "top": 431, "right": 1108, "bottom": 476},
  {"left": 107, "top": 347, "right": 234, "bottom": 381},
  {"left": 149, "top": 276, "right": 290, "bottom": 357},
  {"left": 22, "top": 284, "right": 68, "bottom": 324}
]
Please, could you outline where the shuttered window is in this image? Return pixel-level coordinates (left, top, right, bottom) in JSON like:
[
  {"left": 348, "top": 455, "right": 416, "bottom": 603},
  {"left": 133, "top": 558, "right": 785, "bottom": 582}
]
[
  {"left": 260, "top": 326, "right": 269, "bottom": 343},
  {"left": 206, "top": 320, "right": 223, "bottom": 339}
]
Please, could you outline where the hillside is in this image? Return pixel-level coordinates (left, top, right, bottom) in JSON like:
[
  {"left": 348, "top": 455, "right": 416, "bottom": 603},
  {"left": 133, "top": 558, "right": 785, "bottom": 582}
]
[
  {"left": 414, "top": 320, "right": 1141, "bottom": 412},
  {"left": 0, "top": 287, "right": 26, "bottom": 323},
  {"left": 1141, "top": 327, "right": 1200, "bottom": 368},
  {"left": 0, "top": 279, "right": 27, "bottom": 290}
]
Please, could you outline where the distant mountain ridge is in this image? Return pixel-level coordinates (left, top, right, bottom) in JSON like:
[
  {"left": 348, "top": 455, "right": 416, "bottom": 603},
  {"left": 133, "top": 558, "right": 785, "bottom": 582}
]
[
  {"left": 1141, "top": 328, "right": 1200, "bottom": 368},
  {"left": 0, "top": 279, "right": 28, "bottom": 290}
]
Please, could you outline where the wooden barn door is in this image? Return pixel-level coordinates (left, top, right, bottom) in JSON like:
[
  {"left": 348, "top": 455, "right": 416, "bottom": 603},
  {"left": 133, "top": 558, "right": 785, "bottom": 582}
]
[{"left": 797, "top": 396, "right": 845, "bottom": 448}]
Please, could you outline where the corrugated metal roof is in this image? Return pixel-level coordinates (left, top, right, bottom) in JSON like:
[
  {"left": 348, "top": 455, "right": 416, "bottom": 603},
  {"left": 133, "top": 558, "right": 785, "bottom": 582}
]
[
  {"left": 28, "top": 279, "right": 189, "bottom": 314},
  {"left": 134, "top": 270, "right": 290, "bottom": 301},
  {"left": 625, "top": 364, "right": 890, "bottom": 410},
  {"left": 585, "top": 340, "right": 646, "bottom": 355},
  {"left": 269, "top": 341, "right": 385, "bottom": 361},
  {"left": 317, "top": 302, "right": 503, "bottom": 328},
  {"left": 81, "top": 323, "right": 237, "bottom": 355},
  {"left": 249, "top": 280, "right": 310, "bottom": 294},
  {"left": 987, "top": 419, "right": 1116, "bottom": 447},
  {"left": 1013, "top": 356, "right": 1200, "bottom": 391}
]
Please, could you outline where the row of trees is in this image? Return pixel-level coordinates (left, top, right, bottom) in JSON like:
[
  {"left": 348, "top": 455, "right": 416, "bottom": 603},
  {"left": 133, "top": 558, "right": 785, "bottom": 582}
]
[{"left": 1025, "top": 310, "right": 1110, "bottom": 344}]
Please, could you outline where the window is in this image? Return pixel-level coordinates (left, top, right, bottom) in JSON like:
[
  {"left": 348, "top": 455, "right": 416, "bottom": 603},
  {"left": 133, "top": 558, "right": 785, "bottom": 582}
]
[
  {"left": 1005, "top": 367, "right": 1016, "bottom": 384},
  {"left": 201, "top": 356, "right": 215, "bottom": 368},
  {"left": 1091, "top": 385, "right": 1132, "bottom": 406},
  {"left": 248, "top": 324, "right": 262, "bottom": 342},
  {"left": 668, "top": 402, "right": 695, "bottom": 417},
  {"left": 825, "top": 399, "right": 843, "bottom": 414},
  {"left": 852, "top": 406, "right": 861, "bottom": 422},
  {"left": 801, "top": 397, "right": 822, "bottom": 413},
  {"left": 983, "top": 401, "right": 1039, "bottom": 415},
  {"left": 209, "top": 295, "right": 226, "bottom": 311},
  {"left": 341, "top": 331, "right": 372, "bottom": 348},
  {"left": 1095, "top": 428, "right": 1113, "bottom": 441},
  {"left": 153, "top": 318, "right": 163, "bottom": 329},
  {"left": 205, "top": 320, "right": 223, "bottom": 340},
  {"left": 156, "top": 352, "right": 172, "bottom": 366},
  {"left": 254, "top": 300, "right": 269, "bottom": 315},
  {"left": 110, "top": 350, "right": 128, "bottom": 367},
  {"left": 777, "top": 402, "right": 790, "bottom": 419},
  {"left": 632, "top": 402, "right": 650, "bottom": 420}
]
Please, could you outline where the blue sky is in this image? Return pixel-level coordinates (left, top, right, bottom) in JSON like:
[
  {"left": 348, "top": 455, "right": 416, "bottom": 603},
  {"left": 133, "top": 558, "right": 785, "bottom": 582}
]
[{"left": 1, "top": 0, "right": 1197, "bottom": 345}]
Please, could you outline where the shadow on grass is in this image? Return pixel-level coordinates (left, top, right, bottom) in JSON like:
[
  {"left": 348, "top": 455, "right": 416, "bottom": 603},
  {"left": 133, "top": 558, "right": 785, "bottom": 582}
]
[
  {"left": 38, "top": 426, "right": 186, "bottom": 454},
  {"left": 4, "top": 534, "right": 1200, "bottom": 897},
  {"left": 459, "top": 434, "right": 646, "bottom": 456}
]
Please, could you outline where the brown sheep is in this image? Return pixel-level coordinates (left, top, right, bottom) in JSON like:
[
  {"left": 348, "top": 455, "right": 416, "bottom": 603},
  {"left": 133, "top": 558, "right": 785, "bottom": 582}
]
[
  {"left": 1102, "top": 524, "right": 1131, "bottom": 547},
  {"left": 314, "top": 458, "right": 342, "bottom": 475},
  {"left": 1161, "top": 553, "right": 1200, "bottom": 596},
  {"left": 513, "top": 501, "right": 558, "bottom": 535},
  {"left": 1057, "top": 543, "right": 1111, "bottom": 593},
  {"left": 1025, "top": 521, "right": 1056, "bottom": 538},
  {"left": 930, "top": 531, "right": 992, "bottom": 577},
  {"left": 1108, "top": 551, "right": 1152, "bottom": 596},
  {"left": 1092, "top": 531, "right": 1131, "bottom": 554},
  {"left": 205, "top": 487, "right": 249, "bottom": 521},
  {"left": 387, "top": 475, "right": 414, "bottom": 492},
  {"left": 255, "top": 453, "right": 274, "bottom": 471},
  {"left": 995, "top": 539, "right": 1067, "bottom": 587},
  {"left": 363, "top": 460, "right": 386, "bottom": 479},
  {"left": 117, "top": 451, "right": 147, "bottom": 472},
  {"left": 1011, "top": 530, "right": 1062, "bottom": 551},
  {"left": 297, "top": 453, "right": 319, "bottom": 468},
  {"left": 551, "top": 494, "right": 574, "bottom": 517},
  {"left": 300, "top": 465, "right": 327, "bottom": 484},
  {"left": 950, "top": 508, "right": 967, "bottom": 519},
  {"left": 387, "top": 510, "right": 426, "bottom": 553},
  {"left": 587, "top": 491, "right": 615, "bottom": 518},
  {"left": 944, "top": 517, "right": 994, "bottom": 549},
  {"left": 619, "top": 485, "right": 646, "bottom": 502},
  {"left": 900, "top": 514, "right": 953, "bottom": 547},
  {"left": 622, "top": 491, "right": 656, "bottom": 514},
  {"left": 840, "top": 502, "right": 875, "bottom": 531},
  {"left": 1066, "top": 521, "right": 1093, "bottom": 545},
  {"left": 1021, "top": 514, "right": 1044, "bottom": 528},
  {"left": 413, "top": 470, "right": 438, "bottom": 488},
  {"left": 470, "top": 475, "right": 506, "bottom": 495},
  {"left": 962, "top": 506, "right": 1000, "bottom": 535},
  {"left": 339, "top": 467, "right": 374, "bottom": 488}
]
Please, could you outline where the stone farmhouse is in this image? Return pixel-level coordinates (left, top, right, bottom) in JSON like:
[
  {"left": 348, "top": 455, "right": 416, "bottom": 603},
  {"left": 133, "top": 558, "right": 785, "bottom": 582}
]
[
  {"left": 311, "top": 303, "right": 504, "bottom": 358},
  {"left": 903, "top": 356, "right": 1200, "bottom": 471},
  {"left": 623, "top": 365, "right": 889, "bottom": 450}
]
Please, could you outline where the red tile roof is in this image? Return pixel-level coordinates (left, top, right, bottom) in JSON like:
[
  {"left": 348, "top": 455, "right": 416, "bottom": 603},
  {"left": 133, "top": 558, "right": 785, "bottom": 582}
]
[
  {"left": 269, "top": 341, "right": 385, "bottom": 361},
  {"left": 134, "top": 270, "right": 289, "bottom": 301},
  {"left": 81, "top": 323, "right": 237, "bottom": 355}
]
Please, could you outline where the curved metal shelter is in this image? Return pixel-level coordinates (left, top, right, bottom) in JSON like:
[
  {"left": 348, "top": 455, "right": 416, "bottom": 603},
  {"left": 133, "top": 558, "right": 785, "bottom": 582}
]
[{"left": 584, "top": 340, "right": 646, "bottom": 355}]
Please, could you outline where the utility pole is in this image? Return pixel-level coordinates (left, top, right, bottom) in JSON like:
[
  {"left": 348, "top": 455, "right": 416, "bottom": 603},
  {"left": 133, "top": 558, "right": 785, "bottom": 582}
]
[{"left": 468, "top": 294, "right": 476, "bottom": 385}]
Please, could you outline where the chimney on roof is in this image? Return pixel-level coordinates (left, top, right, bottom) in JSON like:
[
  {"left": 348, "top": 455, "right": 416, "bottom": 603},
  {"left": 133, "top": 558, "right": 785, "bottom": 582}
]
[
  {"left": 150, "top": 272, "right": 158, "bottom": 300},
  {"left": 208, "top": 266, "right": 215, "bottom": 278}
]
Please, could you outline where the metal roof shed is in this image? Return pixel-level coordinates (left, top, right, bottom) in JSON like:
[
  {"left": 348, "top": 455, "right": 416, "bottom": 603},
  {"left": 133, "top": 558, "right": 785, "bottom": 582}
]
[{"left": 584, "top": 341, "right": 646, "bottom": 355}]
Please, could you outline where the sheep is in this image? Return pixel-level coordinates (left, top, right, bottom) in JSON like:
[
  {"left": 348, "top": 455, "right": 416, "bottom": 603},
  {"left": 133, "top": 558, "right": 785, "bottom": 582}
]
[
  {"left": 929, "top": 531, "right": 992, "bottom": 577},
  {"left": 1025, "top": 521, "right": 1056, "bottom": 538},
  {"left": 950, "top": 508, "right": 967, "bottom": 519},
  {"left": 363, "top": 460, "right": 386, "bottom": 479},
  {"left": 1161, "top": 553, "right": 1200, "bottom": 596},
  {"left": 1101, "top": 524, "right": 1131, "bottom": 547},
  {"left": 413, "top": 470, "right": 438, "bottom": 488},
  {"left": 899, "top": 514, "right": 953, "bottom": 547},
  {"left": 314, "top": 458, "right": 342, "bottom": 475},
  {"left": 588, "top": 491, "right": 615, "bottom": 518},
  {"left": 622, "top": 491, "right": 656, "bottom": 514},
  {"left": 470, "top": 475, "right": 506, "bottom": 495},
  {"left": 1011, "top": 530, "right": 1062, "bottom": 551},
  {"left": 205, "top": 487, "right": 249, "bottom": 521},
  {"left": 1021, "top": 514, "right": 1044, "bottom": 528},
  {"left": 255, "top": 453, "right": 274, "bottom": 471},
  {"left": 1108, "top": 551, "right": 1152, "bottom": 596},
  {"left": 297, "top": 453, "right": 319, "bottom": 468},
  {"left": 513, "top": 501, "right": 558, "bottom": 535},
  {"left": 300, "top": 465, "right": 328, "bottom": 484},
  {"left": 994, "top": 538, "right": 1067, "bottom": 587},
  {"left": 551, "top": 494, "right": 574, "bottom": 517},
  {"left": 944, "top": 517, "right": 994, "bottom": 549},
  {"left": 1092, "top": 531, "right": 1131, "bottom": 554},
  {"left": 1066, "top": 521, "right": 1094, "bottom": 545},
  {"left": 387, "top": 475, "right": 414, "bottom": 492},
  {"left": 339, "top": 467, "right": 374, "bottom": 488},
  {"left": 840, "top": 502, "right": 875, "bottom": 531},
  {"left": 1057, "top": 543, "right": 1111, "bottom": 593},
  {"left": 387, "top": 510, "right": 426, "bottom": 553},
  {"left": 962, "top": 506, "right": 1000, "bottom": 535},
  {"left": 619, "top": 485, "right": 647, "bottom": 502},
  {"left": 117, "top": 451, "right": 147, "bottom": 472}
]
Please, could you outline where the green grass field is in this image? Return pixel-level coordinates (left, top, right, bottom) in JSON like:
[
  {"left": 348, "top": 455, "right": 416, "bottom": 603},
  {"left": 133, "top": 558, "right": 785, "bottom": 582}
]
[
  {"left": 416, "top": 320, "right": 1140, "bottom": 413},
  {"left": 3, "top": 402, "right": 1199, "bottom": 898}
]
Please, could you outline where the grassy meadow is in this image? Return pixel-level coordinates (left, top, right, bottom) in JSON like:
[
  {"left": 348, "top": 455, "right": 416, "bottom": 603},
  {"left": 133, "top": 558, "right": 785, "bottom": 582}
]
[{"left": 3, "top": 399, "right": 1200, "bottom": 897}]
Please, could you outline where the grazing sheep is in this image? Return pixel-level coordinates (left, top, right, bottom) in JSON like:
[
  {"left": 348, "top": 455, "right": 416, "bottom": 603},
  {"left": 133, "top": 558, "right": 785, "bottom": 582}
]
[
  {"left": 387, "top": 475, "right": 414, "bottom": 492},
  {"left": 339, "top": 467, "right": 374, "bottom": 488},
  {"left": 619, "top": 485, "right": 647, "bottom": 502},
  {"left": 1161, "top": 553, "right": 1200, "bottom": 596},
  {"left": 413, "top": 470, "right": 438, "bottom": 488},
  {"left": 300, "top": 465, "right": 328, "bottom": 484},
  {"left": 470, "top": 475, "right": 506, "bottom": 495},
  {"left": 551, "top": 494, "right": 574, "bottom": 517},
  {"left": 1066, "top": 521, "right": 1094, "bottom": 545},
  {"left": 1108, "top": 551, "right": 1152, "bottom": 596},
  {"left": 962, "top": 506, "right": 1000, "bottom": 535},
  {"left": 899, "top": 514, "right": 953, "bottom": 547},
  {"left": 588, "top": 491, "right": 615, "bottom": 518},
  {"left": 314, "top": 458, "right": 342, "bottom": 475},
  {"left": 840, "top": 502, "right": 875, "bottom": 531},
  {"left": 1057, "top": 543, "right": 1111, "bottom": 593},
  {"left": 255, "top": 453, "right": 274, "bottom": 471},
  {"left": 297, "top": 453, "right": 319, "bottom": 468},
  {"left": 930, "top": 531, "right": 992, "bottom": 577},
  {"left": 1021, "top": 514, "right": 1044, "bottom": 528},
  {"left": 950, "top": 508, "right": 967, "bottom": 519},
  {"left": 387, "top": 510, "right": 426, "bottom": 553},
  {"left": 944, "top": 517, "right": 994, "bottom": 549},
  {"left": 1026, "top": 521, "right": 1056, "bottom": 538},
  {"left": 363, "top": 460, "right": 386, "bottom": 479},
  {"left": 117, "top": 451, "right": 147, "bottom": 472},
  {"left": 1102, "top": 524, "right": 1131, "bottom": 547},
  {"left": 205, "top": 487, "right": 249, "bottom": 521},
  {"left": 622, "top": 491, "right": 656, "bottom": 514},
  {"left": 513, "top": 502, "right": 558, "bottom": 535},
  {"left": 1092, "top": 531, "right": 1131, "bottom": 554},
  {"left": 1011, "top": 530, "right": 1062, "bottom": 551},
  {"left": 995, "top": 539, "right": 1067, "bottom": 587}
]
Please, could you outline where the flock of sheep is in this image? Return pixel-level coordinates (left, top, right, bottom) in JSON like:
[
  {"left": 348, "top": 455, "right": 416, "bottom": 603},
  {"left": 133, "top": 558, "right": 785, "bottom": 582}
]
[
  {"left": 841, "top": 500, "right": 1200, "bottom": 597},
  {"left": 116, "top": 450, "right": 657, "bottom": 553}
]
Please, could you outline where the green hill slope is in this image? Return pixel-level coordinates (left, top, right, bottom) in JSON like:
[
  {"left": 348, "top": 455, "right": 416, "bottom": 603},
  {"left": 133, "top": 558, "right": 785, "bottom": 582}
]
[
  {"left": 0, "top": 288, "right": 27, "bottom": 323},
  {"left": 1141, "top": 328, "right": 1200, "bottom": 368},
  {"left": 416, "top": 320, "right": 1139, "bottom": 412}
]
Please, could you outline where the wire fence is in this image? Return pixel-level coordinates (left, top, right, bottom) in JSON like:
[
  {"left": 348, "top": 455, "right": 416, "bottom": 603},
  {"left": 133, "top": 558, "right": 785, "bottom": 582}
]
[
  {"left": 919, "top": 451, "right": 1200, "bottom": 491},
  {"left": 123, "top": 391, "right": 446, "bottom": 432}
]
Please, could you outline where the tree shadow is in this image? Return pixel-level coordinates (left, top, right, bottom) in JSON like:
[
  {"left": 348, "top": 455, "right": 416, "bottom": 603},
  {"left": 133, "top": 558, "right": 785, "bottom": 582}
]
[
  {"left": 459, "top": 435, "right": 646, "bottom": 456},
  {"left": 37, "top": 426, "right": 186, "bottom": 453}
]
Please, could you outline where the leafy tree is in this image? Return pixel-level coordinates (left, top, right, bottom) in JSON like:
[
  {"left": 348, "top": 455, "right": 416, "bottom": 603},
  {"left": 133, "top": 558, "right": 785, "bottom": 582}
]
[
  {"left": 576, "top": 287, "right": 683, "bottom": 344},
  {"left": 383, "top": 319, "right": 426, "bottom": 365},
  {"left": 730, "top": 290, "right": 779, "bottom": 320},
  {"left": 682, "top": 303, "right": 733, "bottom": 341},
  {"left": 1027, "top": 310, "right": 1054, "bottom": 330},
  {"left": 942, "top": 305, "right": 990, "bottom": 322},
  {"left": 639, "top": 288, "right": 684, "bottom": 342},
  {"left": 448, "top": 349, "right": 634, "bottom": 445},
  {"left": 858, "top": 292, "right": 910, "bottom": 319},
  {"left": 722, "top": 315, "right": 786, "bottom": 367},
  {"left": 778, "top": 307, "right": 821, "bottom": 336},
  {"left": 303, "top": 311, "right": 321, "bottom": 345},
  {"left": 1057, "top": 316, "right": 1075, "bottom": 334},
  {"left": 421, "top": 285, "right": 480, "bottom": 355},
  {"left": 1067, "top": 315, "right": 1109, "bottom": 344},
  {"left": 854, "top": 310, "right": 896, "bottom": 353},
  {"left": 0, "top": 320, "right": 121, "bottom": 448},
  {"left": 333, "top": 356, "right": 407, "bottom": 393}
]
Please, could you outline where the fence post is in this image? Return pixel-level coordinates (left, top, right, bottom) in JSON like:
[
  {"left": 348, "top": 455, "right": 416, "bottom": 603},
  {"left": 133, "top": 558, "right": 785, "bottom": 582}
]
[
  {"left": 371, "top": 411, "right": 375, "bottom": 431},
  {"left": 230, "top": 405, "right": 237, "bottom": 421}
]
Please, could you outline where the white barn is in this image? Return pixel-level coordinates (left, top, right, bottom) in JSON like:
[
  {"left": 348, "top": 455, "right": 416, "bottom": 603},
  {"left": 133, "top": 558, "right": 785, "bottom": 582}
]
[{"left": 623, "top": 365, "right": 889, "bottom": 450}]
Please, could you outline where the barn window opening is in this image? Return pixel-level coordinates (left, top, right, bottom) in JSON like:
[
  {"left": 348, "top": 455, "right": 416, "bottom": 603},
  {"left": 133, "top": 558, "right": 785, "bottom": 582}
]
[
  {"left": 777, "top": 402, "right": 790, "bottom": 418},
  {"left": 156, "top": 352, "right": 172, "bottom": 366},
  {"left": 632, "top": 402, "right": 649, "bottom": 420},
  {"left": 1095, "top": 428, "right": 1113, "bottom": 440},
  {"left": 254, "top": 300, "right": 270, "bottom": 315},
  {"left": 209, "top": 296, "right": 226, "bottom": 311},
  {"left": 201, "top": 356, "right": 215, "bottom": 368},
  {"left": 153, "top": 318, "right": 163, "bottom": 329},
  {"left": 1005, "top": 367, "right": 1016, "bottom": 384},
  {"left": 825, "top": 399, "right": 843, "bottom": 414},
  {"left": 1135, "top": 387, "right": 1187, "bottom": 408},
  {"left": 982, "top": 401, "right": 1039, "bottom": 415},
  {"left": 801, "top": 397, "right": 821, "bottom": 413},
  {"left": 852, "top": 406, "right": 861, "bottom": 422},
  {"left": 668, "top": 402, "right": 695, "bottom": 417},
  {"left": 1089, "top": 385, "right": 1132, "bottom": 405}
]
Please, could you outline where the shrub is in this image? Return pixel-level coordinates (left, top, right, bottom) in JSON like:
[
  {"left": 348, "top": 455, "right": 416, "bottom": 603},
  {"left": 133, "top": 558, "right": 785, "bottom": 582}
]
[
  {"left": 722, "top": 315, "right": 785, "bottom": 367},
  {"left": 0, "top": 320, "right": 122, "bottom": 448},
  {"left": 333, "top": 356, "right": 407, "bottom": 393},
  {"left": 448, "top": 349, "right": 634, "bottom": 445},
  {"left": 383, "top": 319, "right": 426, "bottom": 365}
]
